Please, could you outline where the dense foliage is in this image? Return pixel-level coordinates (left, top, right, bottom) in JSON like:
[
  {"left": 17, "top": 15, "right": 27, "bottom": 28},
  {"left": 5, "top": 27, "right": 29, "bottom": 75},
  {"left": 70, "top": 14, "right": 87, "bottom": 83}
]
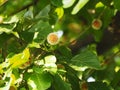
[{"left": 0, "top": 0, "right": 120, "bottom": 90}]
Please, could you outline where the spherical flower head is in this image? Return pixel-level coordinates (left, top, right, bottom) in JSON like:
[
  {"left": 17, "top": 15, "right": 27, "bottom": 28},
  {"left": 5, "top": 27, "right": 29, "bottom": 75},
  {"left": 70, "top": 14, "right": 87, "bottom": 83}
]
[
  {"left": 92, "top": 19, "right": 102, "bottom": 30},
  {"left": 47, "top": 32, "right": 59, "bottom": 45}
]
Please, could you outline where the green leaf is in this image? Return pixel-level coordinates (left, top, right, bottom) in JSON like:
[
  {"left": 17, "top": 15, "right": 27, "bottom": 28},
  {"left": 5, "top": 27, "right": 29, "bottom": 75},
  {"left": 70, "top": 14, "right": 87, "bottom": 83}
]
[
  {"left": 29, "top": 20, "right": 51, "bottom": 32},
  {"left": 111, "top": 70, "right": 120, "bottom": 88},
  {"left": 114, "top": 0, "right": 120, "bottom": 10},
  {"left": 33, "top": 66, "right": 44, "bottom": 74},
  {"left": 28, "top": 72, "right": 52, "bottom": 90},
  {"left": 102, "top": 7, "right": 115, "bottom": 28},
  {"left": 71, "top": 0, "right": 89, "bottom": 15},
  {"left": 0, "top": 0, "right": 32, "bottom": 16},
  {"left": 88, "top": 82, "right": 113, "bottom": 90},
  {"left": 31, "top": 21, "right": 50, "bottom": 32},
  {"left": 92, "top": 28, "right": 104, "bottom": 42},
  {"left": 20, "top": 87, "right": 26, "bottom": 90},
  {"left": 0, "top": 33, "right": 12, "bottom": 48},
  {"left": 19, "top": 31, "right": 34, "bottom": 43},
  {"left": 53, "top": 74, "right": 72, "bottom": 90},
  {"left": 29, "top": 20, "right": 52, "bottom": 43},
  {"left": 64, "top": 63, "right": 81, "bottom": 90},
  {"left": 101, "top": 0, "right": 112, "bottom": 6},
  {"left": 51, "top": 0, "right": 63, "bottom": 7},
  {"left": 55, "top": 46, "right": 72, "bottom": 62},
  {"left": 70, "top": 50, "right": 101, "bottom": 69},
  {"left": 35, "top": 5, "right": 50, "bottom": 20},
  {"left": 92, "top": 63, "right": 115, "bottom": 82},
  {"left": 24, "top": 10, "right": 33, "bottom": 20},
  {"left": 66, "top": 72, "right": 80, "bottom": 90}
]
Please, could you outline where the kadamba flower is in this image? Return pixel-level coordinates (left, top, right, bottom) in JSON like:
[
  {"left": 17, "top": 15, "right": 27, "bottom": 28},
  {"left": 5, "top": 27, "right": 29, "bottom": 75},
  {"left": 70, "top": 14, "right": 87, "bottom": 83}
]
[
  {"left": 92, "top": 19, "right": 102, "bottom": 30},
  {"left": 47, "top": 30, "right": 63, "bottom": 45}
]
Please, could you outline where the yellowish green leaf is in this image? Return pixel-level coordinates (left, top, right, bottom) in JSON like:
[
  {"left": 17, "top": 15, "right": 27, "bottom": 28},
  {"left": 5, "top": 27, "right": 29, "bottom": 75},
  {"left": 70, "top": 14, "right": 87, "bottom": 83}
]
[
  {"left": 55, "top": 7, "right": 64, "bottom": 19},
  {"left": 0, "top": 0, "right": 7, "bottom": 6},
  {"left": 95, "top": 2, "right": 104, "bottom": 8},
  {"left": 8, "top": 48, "right": 30, "bottom": 68}
]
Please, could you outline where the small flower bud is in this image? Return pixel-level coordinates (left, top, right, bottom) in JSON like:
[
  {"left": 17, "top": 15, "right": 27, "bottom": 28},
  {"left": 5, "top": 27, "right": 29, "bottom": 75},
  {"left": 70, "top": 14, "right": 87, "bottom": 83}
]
[
  {"left": 47, "top": 33, "right": 59, "bottom": 45},
  {"left": 92, "top": 19, "right": 102, "bottom": 30},
  {"left": 47, "top": 30, "right": 63, "bottom": 45}
]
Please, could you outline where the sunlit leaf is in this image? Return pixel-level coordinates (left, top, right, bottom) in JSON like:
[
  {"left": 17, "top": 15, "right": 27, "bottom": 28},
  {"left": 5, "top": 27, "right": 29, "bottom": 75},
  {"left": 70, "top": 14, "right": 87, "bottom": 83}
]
[
  {"left": 0, "top": 23, "right": 16, "bottom": 34},
  {"left": 62, "top": 0, "right": 76, "bottom": 8},
  {"left": 95, "top": 2, "right": 104, "bottom": 8},
  {"left": 44, "top": 55, "right": 57, "bottom": 74},
  {"left": 45, "top": 55, "right": 56, "bottom": 64},
  {"left": 71, "top": 0, "right": 89, "bottom": 15},
  {"left": 28, "top": 41, "right": 40, "bottom": 48},
  {"left": 28, "top": 72, "right": 52, "bottom": 90},
  {"left": 8, "top": 48, "right": 30, "bottom": 68}
]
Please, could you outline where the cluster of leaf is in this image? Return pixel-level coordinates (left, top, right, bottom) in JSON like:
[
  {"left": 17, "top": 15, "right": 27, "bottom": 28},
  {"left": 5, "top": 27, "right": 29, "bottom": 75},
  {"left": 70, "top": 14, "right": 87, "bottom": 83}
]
[{"left": 0, "top": 0, "right": 120, "bottom": 90}]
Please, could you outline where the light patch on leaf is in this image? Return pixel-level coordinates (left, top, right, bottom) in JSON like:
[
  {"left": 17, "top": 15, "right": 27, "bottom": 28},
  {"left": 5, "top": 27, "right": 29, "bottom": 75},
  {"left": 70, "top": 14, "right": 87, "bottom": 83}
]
[
  {"left": 0, "top": 69, "right": 12, "bottom": 90},
  {"left": 44, "top": 55, "right": 57, "bottom": 74},
  {"left": 28, "top": 79, "right": 37, "bottom": 90},
  {"left": 28, "top": 73, "right": 52, "bottom": 90},
  {"left": 71, "top": 0, "right": 89, "bottom": 15},
  {"left": 62, "top": 0, "right": 76, "bottom": 8},
  {"left": 45, "top": 55, "right": 57, "bottom": 64}
]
